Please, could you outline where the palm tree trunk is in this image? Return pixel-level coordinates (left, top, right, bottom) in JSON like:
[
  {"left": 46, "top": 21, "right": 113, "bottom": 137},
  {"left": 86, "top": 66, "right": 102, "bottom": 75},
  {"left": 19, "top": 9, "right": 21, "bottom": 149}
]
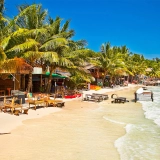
[
  {"left": 46, "top": 74, "right": 52, "bottom": 94},
  {"left": 102, "top": 71, "right": 107, "bottom": 87},
  {"left": 46, "top": 66, "right": 54, "bottom": 94},
  {"left": 27, "top": 71, "right": 32, "bottom": 92}
]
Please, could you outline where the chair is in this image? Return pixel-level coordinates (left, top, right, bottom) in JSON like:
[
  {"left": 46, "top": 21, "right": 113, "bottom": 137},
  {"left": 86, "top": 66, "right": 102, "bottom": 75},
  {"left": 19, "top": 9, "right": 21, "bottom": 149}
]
[
  {"left": 28, "top": 97, "right": 45, "bottom": 110},
  {"left": 14, "top": 98, "right": 24, "bottom": 116},
  {"left": 44, "top": 96, "right": 64, "bottom": 107},
  {"left": 0, "top": 101, "right": 5, "bottom": 112},
  {"left": 3, "top": 97, "right": 16, "bottom": 113}
]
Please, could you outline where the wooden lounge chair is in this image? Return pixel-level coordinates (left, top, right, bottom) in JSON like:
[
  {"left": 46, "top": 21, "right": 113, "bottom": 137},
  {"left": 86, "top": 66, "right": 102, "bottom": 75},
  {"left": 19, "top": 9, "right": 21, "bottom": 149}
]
[
  {"left": 47, "top": 98, "right": 64, "bottom": 107},
  {"left": 3, "top": 97, "right": 16, "bottom": 113},
  {"left": 28, "top": 97, "right": 45, "bottom": 110},
  {"left": 2, "top": 97, "right": 24, "bottom": 115},
  {"left": 0, "top": 101, "right": 5, "bottom": 112},
  {"left": 14, "top": 99, "right": 29, "bottom": 116}
]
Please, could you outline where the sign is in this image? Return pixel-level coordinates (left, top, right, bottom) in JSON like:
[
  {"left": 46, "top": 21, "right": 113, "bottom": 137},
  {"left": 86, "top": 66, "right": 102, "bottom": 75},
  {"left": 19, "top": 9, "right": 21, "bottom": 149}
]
[{"left": 32, "top": 67, "right": 42, "bottom": 74}]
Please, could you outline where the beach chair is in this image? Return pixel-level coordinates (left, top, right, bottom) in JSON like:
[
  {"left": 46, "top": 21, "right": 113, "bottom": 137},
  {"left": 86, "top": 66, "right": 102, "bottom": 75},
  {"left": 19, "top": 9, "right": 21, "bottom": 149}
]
[
  {"left": 2, "top": 97, "right": 22, "bottom": 115},
  {"left": 14, "top": 98, "right": 23, "bottom": 116},
  {"left": 3, "top": 97, "right": 15, "bottom": 113},
  {"left": 14, "top": 98, "right": 29, "bottom": 116},
  {"left": 0, "top": 100, "right": 5, "bottom": 112},
  {"left": 47, "top": 99, "right": 64, "bottom": 107},
  {"left": 28, "top": 97, "right": 45, "bottom": 110}
]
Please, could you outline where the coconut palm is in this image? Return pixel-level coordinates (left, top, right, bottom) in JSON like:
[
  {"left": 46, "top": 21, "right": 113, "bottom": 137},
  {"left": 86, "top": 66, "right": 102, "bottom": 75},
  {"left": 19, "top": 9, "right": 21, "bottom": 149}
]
[
  {"left": 126, "top": 54, "right": 147, "bottom": 83},
  {"left": 0, "top": 0, "right": 9, "bottom": 63},
  {"left": 2, "top": 4, "right": 49, "bottom": 92},
  {"left": 41, "top": 41, "right": 92, "bottom": 93},
  {"left": 90, "top": 42, "right": 127, "bottom": 86},
  {"left": 145, "top": 60, "right": 160, "bottom": 78},
  {"left": 40, "top": 15, "right": 91, "bottom": 93}
]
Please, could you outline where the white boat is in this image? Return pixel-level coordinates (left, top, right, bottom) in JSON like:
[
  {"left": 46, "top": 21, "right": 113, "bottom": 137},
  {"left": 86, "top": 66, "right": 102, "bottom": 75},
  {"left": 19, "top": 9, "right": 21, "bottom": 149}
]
[
  {"left": 136, "top": 88, "right": 143, "bottom": 94},
  {"left": 135, "top": 87, "right": 153, "bottom": 102}
]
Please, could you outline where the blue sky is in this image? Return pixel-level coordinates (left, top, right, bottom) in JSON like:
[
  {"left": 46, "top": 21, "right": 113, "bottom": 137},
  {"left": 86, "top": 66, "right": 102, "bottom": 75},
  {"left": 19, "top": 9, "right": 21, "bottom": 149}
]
[{"left": 4, "top": 0, "right": 160, "bottom": 59}]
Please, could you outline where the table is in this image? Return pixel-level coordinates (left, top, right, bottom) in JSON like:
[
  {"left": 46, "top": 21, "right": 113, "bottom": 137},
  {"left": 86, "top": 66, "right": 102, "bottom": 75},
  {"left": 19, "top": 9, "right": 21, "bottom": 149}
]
[
  {"left": 113, "top": 97, "right": 126, "bottom": 103},
  {"left": 84, "top": 94, "right": 103, "bottom": 102}
]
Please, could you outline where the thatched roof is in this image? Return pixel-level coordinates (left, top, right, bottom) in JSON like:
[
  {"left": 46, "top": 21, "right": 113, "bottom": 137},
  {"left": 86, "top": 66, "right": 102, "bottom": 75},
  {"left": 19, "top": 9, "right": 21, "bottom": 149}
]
[{"left": 0, "top": 57, "right": 33, "bottom": 74}]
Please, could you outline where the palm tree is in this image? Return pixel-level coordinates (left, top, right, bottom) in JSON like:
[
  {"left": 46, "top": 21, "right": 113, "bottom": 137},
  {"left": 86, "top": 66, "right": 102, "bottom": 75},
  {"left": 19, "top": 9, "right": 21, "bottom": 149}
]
[
  {"left": 0, "top": 0, "right": 4, "bottom": 14},
  {"left": 145, "top": 59, "right": 160, "bottom": 78},
  {"left": 0, "top": 0, "right": 8, "bottom": 63},
  {"left": 40, "top": 15, "right": 91, "bottom": 93},
  {"left": 126, "top": 54, "right": 147, "bottom": 83},
  {"left": 90, "top": 42, "right": 127, "bottom": 87},
  {"left": 2, "top": 4, "right": 49, "bottom": 92}
]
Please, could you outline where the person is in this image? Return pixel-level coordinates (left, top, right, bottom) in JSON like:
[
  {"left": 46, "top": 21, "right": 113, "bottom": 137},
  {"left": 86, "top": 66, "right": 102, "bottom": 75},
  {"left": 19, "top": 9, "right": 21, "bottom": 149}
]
[
  {"left": 88, "top": 83, "right": 90, "bottom": 90},
  {"left": 111, "top": 83, "right": 114, "bottom": 89}
]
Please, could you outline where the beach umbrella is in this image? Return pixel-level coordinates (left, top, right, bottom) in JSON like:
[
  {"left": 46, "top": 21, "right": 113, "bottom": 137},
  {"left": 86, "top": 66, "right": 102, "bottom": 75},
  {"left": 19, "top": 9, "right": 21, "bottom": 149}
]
[{"left": 45, "top": 72, "right": 67, "bottom": 78}]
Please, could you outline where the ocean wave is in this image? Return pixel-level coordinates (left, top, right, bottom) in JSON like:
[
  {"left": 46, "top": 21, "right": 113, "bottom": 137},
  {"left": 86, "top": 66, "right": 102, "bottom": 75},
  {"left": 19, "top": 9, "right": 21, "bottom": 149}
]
[
  {"left": 115, "top": 123, "right": 160, "bottom": 160},
  {"left": 103, "top": 116, "right": 126, "bottom": 125}
]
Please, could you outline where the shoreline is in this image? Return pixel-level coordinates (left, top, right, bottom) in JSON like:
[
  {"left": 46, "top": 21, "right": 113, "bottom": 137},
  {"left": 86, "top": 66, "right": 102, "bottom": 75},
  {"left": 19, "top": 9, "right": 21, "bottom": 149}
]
[
  {"left": 0, "top": 84, "right": 141, "bottom": 133},
  {"left": 0, "top": 84, "right": 143, "bottom": 160}
]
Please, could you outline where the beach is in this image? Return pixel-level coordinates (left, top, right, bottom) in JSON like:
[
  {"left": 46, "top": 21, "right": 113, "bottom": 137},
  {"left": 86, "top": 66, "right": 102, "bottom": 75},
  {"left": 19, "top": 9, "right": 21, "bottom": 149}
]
[{"left": 0, "top": 85, "right": 143, "bottom": 160}]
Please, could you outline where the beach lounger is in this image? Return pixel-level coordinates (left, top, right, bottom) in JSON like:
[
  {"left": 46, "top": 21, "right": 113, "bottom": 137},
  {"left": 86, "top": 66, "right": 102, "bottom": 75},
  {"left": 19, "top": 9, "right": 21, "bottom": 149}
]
[
  {"left": 14, "top": 100, "right": 29, "bottom": 116},
  {"left": 44, "top": 96, "right": 64, "bottom": 107},
  {"left": 28, "top": 98, "right": 45, "bottom": 110}
]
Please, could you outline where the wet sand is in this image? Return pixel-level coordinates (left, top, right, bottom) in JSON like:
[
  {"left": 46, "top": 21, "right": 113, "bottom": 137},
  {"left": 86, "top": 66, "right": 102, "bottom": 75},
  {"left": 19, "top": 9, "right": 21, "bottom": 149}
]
[{"left": 0, "top": 86, "right": 143, "bottom": 160}]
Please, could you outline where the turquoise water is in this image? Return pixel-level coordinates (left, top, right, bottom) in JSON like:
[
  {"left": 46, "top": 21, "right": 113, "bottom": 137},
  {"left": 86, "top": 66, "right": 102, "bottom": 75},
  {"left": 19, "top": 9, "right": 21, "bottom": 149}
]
[{"left": 115, "top": 86, "right": 160, "bottom": 160}]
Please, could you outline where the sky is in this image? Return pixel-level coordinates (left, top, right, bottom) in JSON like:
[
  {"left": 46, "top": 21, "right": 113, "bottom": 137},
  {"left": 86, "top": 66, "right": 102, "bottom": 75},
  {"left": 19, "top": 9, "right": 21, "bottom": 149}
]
[{"left": 4, "top": 0, "right": 160, "bottom": 59}]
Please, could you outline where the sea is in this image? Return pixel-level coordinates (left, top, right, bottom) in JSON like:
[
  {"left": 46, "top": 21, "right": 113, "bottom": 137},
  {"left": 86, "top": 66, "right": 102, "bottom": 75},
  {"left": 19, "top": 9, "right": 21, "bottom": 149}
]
[{"left": 114, "top": 86, "right": 160, "bottom": 160}]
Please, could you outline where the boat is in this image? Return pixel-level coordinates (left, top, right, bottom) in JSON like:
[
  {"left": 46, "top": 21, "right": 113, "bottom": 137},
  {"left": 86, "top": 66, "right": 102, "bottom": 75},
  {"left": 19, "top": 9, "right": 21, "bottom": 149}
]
[{"left": 135, "top": 87, "right": 153, "bottom": 102}]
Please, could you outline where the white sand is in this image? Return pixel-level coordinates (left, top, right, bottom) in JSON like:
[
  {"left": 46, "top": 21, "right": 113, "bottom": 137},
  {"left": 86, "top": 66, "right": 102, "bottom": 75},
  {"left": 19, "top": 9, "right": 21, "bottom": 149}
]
[{"left": 0, "top": 84, "right": 143, "bottom": 160}]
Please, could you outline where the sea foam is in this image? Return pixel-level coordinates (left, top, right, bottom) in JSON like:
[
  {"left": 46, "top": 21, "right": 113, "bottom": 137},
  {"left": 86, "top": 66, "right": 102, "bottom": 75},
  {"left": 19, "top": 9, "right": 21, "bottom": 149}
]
[
  {"left": 103, "top": 116, "right": 126, "bottom": 125},
  {"left": 115, "top": 86, "right": 160, "bottom": 160}
]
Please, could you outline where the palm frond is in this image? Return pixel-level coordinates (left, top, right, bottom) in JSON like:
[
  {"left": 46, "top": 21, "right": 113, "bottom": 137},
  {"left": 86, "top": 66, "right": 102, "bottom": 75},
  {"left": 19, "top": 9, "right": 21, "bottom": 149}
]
[
  {"left": 0, "top": 45, "right": 6, "bottom": 62},
  {"left": 42, "top": 51, "right": 59, "bottom": 63},
  {"left": 61, "top": 20, "right": 70, "bottom": 32},
  {"left": 6, "top": 39, "right": 40, "bottom": 53},
  {"left": 40, "top": 38, "right": 68, "bottom": 50}
]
